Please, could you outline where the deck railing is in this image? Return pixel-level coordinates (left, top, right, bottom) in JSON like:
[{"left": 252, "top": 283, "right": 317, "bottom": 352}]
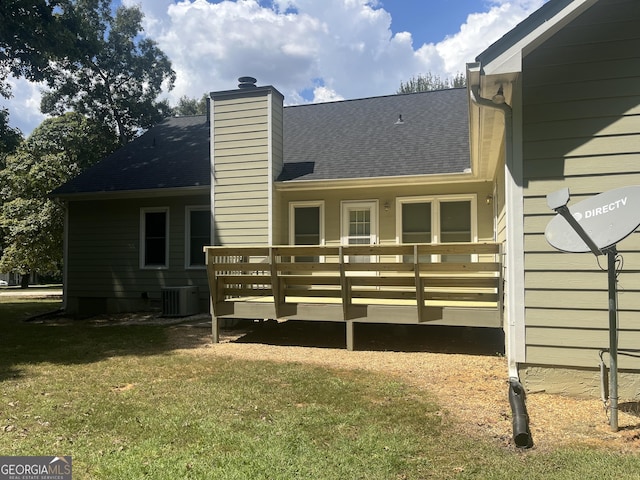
[{"left": 205, "top": 243, "right": 502, "bottom": 324}]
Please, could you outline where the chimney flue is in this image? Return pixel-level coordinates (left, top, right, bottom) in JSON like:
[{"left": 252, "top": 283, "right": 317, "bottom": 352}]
[{"left": 238, "top": 76, "right": 257, "bottom": 89}]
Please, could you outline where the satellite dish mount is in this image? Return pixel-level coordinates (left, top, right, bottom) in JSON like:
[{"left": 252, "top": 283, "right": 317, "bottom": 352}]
[{"left": 545, "top": 186, "right": 640, "bottom": 432}]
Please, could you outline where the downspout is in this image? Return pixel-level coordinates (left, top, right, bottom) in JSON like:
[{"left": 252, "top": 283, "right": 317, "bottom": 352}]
[
  {"left": 469, "top": 84, "right": 515, "bottom": 376},
  {"left": 470, "top": 85, "right": 532, "bottom": 449}
]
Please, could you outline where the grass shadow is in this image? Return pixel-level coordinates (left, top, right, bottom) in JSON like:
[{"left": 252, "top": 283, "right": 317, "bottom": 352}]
[
  {"left": 620, "top": 401, "right": 640, "bottom": 417},
  {"left": 0, "top": 300, "right": 171, "bottom": 381}
]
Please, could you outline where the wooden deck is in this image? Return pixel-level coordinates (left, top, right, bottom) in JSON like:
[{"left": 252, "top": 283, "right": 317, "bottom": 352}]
[{"left": 204, "top": 243, "right": 503, "bottom": 350}]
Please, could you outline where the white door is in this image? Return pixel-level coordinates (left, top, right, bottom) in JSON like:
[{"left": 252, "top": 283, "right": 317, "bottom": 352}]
[{"left": 341, "top": 201, "right": 378, "bottom": 263}]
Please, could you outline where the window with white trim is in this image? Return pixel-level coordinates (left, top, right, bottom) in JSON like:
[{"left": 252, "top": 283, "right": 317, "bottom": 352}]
[
  {"left": 397, "top": 195, "right": 476, "bottom": 262},
  {"left": 289, "top": 201, "right": 324, "bottom": 262},
  {"left": 141, "top": 208, "right": 169, "bottom": 268},
  {"left": 186, "top": 206, "right": 210, "bottom": 268}
]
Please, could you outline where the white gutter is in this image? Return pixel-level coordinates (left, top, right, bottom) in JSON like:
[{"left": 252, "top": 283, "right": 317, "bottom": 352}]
[
  {"left": 276, "top": 171, "right": 480, "bottom": 192},
  {"left": 469, "top": 84, "right": 523, "bottom": 379},
  {"left": 53, "top": 185, "right": 209, "bottom": 202}
]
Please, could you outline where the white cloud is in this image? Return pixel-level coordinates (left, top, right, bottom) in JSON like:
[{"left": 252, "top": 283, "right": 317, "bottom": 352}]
[
  {"left": 4, "top": 0, "right": 546, "bottom": 136},
  {"left": 1, "top": 76, "right": 46, "bottom": 137},
  {"left": 149, "top": 0, "right": 546, "bottom": 104},
  {"left": 312, "top": 86, "right": 344, "bottom": 103},
  {"left": 436, "top": 0, "right": 547, "bottom": 75}
]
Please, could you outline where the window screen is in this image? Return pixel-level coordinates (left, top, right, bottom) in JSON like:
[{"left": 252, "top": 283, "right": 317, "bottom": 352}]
[
  {"left": 144, "top": 211, "right": 167, "bottom": 266},
  {"left": 189, "top": 210, "right": 210, "bottom": 266}
]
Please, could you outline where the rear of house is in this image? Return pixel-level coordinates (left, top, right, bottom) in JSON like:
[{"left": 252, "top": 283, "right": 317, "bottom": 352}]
[
  {"left": 206, "top": 82, "right": 503, "bottom": 348},
  {"left": 53, "top": 0, "right": 640, "bottom": 398},
  {"left": 55, "top": 86, "right": 501, "bottom": 332}
]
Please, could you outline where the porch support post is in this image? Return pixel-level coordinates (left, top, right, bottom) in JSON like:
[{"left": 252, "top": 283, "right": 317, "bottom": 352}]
[
  {"left": 269, "top": 247, "right": 282, "bottom": 319},
  {"left": 211, "top": 313, "right": 220, "bottom": 344},
  {"left": 414, "top": 244, "right": 424, "bottom": 323},
  {"left": 339, "top": 246, "right": 350, "bottom": 320},
  {"left": 346, "top": 320, "right": 354, "bottom": 351},
  {"left": 206, "top": 249, "right": 220, "bottom": 344}
]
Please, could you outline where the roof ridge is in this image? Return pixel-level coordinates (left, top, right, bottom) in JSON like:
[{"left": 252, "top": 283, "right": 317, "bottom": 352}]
[{"left": 284, "top": 87, "right": 466, "bottom": 110}]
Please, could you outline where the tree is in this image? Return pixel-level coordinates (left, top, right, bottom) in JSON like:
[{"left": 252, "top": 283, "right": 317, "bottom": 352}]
[
  {"left": 40, "top": 0, "right": 176, "bottom": 145},
  {"left": 173, "top": 94, "right": 209, "bottom": 116},
  {"left": 0, "top": 112, "right": 118, "bottom": 283},
  {"left": 397, "top": 72, "right": 466, "bottom": 94},
  {"left": 0, "top": 109, "right": 23, "bottom": 276},
  {"left": 0, "top": 0, "right": 77, "bottom": 98},
  {"left": 0, "top": 109, "right": 22, "bottom": 162}
]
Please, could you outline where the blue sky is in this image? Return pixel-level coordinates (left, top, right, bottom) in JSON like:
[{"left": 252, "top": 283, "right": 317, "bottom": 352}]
[
  {"left": 385, "top": 0, "right": 489, "bottom": 45},
  {"left": 4, "top": 0, "right": 545, "bottom": 136}
]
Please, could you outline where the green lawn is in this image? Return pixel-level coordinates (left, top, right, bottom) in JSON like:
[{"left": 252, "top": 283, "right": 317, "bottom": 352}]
[{"left": 1, "top": 297, "right": 639, "bottom": 479}]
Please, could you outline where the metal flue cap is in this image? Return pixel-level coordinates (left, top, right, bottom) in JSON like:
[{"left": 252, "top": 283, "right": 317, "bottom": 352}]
[{"left": 238, "top": 76, "right": 257, "bottom": 89}]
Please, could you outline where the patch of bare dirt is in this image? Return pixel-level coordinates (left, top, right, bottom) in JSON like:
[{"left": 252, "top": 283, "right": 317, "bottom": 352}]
[{"left": 165, "top": 319, "right": 640, "bottom": 453}]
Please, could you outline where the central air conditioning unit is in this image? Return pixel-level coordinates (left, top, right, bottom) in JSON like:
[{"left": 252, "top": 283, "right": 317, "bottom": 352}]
[{"left": 161, "top": 286, "right": 199, "bottom": 317}]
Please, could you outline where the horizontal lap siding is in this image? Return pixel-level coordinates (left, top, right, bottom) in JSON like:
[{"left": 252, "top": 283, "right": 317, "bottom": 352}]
[
  {"left": 271, "top": 102, "right": 284, "bottom": 241},
  {"left": 213, "top": 95, "right": 270, "bottom": 245},
  {"left": 277, "top": 182, "right": 496, "bottom": 247},
  {"left": 522, "top": 0, "right": 640, "bottom": 369},
  {"left": 66, "top": 196, "right": 209, "bottom": 308}
]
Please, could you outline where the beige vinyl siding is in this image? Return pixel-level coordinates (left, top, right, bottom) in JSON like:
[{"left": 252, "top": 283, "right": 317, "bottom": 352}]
[
  {"left": 270, "top": 94, "right": 284, "bottom": 242},
  {"left": 65, "top": 195, "right": 210, "bottom": 313},
  {"left": 521, "top": 0, "right": 640, "bottom": 370},
  {"left": 271, "top": 98, "right": 284, "bottom": 180},
  {"left": 213, "top": 94, "right": 270, "bottom": 245},
  {"left": 277, "top": 181, "right": 495, "bottom": 247}
]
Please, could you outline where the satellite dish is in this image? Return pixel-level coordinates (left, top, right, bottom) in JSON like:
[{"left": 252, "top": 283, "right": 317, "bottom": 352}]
[{"left": 545, "top": 185, "right": 640, "bottom": 253}]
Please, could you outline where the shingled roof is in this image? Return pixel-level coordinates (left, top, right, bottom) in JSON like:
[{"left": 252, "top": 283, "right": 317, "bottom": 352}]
[
  {"left": 280, "top": 87, "right": 469, "bottom": 181},
  {"left": 52, "top": 115, "right": 210, "bottom": 196},
  {"left": 53, "top": 88, "right": 469, "bottom": 196}
]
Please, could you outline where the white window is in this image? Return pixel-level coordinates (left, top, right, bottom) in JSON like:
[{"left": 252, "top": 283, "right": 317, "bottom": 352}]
[
  {"left": 289, "top": 201, "right": 324, "bottom": 246},
  {"left": 186, "top": 206, "right": 211, "bottom": 269},
  {"left": 397, "top": 195, "right": 477, "bottom": 262},
  {"left": 289, "top": 201, "right": 324, "bottom": 262},
  {"left": 140, "top": 207, "right": 169, "bottom": 269}
]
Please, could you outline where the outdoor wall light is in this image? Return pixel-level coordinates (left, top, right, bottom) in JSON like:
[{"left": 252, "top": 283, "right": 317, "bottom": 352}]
[{"left": 383, "top": 201, "right": 391, "bottom": 212}]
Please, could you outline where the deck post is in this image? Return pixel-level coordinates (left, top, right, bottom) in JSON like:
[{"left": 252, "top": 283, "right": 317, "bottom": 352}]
[
  {"left": 206, "top": 250, "right": 220, "bottom": 344},
  {"left": 269, "top": 247, "right": 282, "bottom": 318},
  {"left": 346, "top": 320, "right": 354, "bottom": 351},
  {"left": 414, "top": 244, "right": 424, "bottom": 322},
  {"left": 211, "top": 314, "right": 220, "bottom": 343},
  {"left": 210, "top": 293, "right": 219, "bottom": 344},
  {"left": 339, "top": 246, "right": 350, "bottom": 320}
]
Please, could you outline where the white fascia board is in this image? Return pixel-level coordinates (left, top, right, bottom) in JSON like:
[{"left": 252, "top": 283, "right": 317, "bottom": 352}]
[{"left": 54, "top": 186, "right": 209, "bottom": 202}]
